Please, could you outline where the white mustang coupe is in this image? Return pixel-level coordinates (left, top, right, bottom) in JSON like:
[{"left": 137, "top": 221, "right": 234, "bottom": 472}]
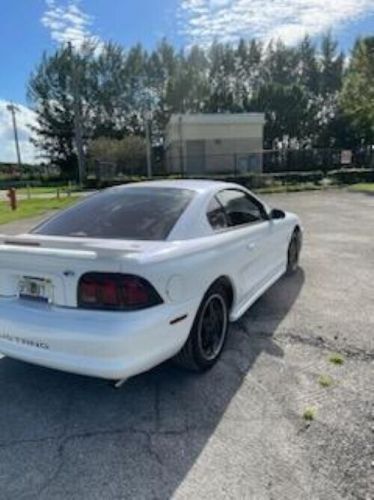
[{"left": 0, "top": 180, "right": 302, "bottom": 383}]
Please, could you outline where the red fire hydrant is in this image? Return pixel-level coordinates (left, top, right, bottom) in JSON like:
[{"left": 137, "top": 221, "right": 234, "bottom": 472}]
[{"left": 7, "top": 188, "right": 17, "bottom": 211}]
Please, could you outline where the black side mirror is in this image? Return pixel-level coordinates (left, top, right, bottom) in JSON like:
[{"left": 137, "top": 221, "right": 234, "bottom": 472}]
[{"left": 270, "top": 208, "right": 286, "bottom": 220}]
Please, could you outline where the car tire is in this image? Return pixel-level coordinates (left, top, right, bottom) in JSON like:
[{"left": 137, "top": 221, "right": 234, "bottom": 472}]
[
  {"left": 174, "top": 283, "right": 229, "bottom": 372},
  {"left": 286, "top": 228, "right": 301, "bottom": 275}
]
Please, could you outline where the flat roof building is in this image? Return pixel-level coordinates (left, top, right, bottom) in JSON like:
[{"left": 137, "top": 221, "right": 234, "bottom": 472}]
[{"left": 165, "top": 113, "right": 265, "bottom": 175}]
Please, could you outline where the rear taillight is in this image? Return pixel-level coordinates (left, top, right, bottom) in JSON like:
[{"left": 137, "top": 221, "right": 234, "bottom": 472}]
[{"left": 78, "top": 273, "right": 163, "bottom": 311}]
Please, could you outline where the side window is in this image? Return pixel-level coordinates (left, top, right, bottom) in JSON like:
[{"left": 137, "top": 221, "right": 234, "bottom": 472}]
[
  {"left": 207, "top": 196, "right": 228, "bottom": 231},
  {"left": 216, "top": 189, "right": 266, "bottom": 227}
]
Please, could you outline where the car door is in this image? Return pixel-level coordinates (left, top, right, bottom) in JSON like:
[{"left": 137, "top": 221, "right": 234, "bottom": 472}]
[{"left": 213, "top": 189, "right": 275, "bottom": 305}]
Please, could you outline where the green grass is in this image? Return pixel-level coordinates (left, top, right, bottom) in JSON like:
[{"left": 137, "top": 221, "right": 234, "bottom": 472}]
[
  {"left": 17, "top": 186, "right": 64, "bottom": 195},
  {"left": 303, "top": 407, "right": 317, "bottom": 421},
  {"left": 318, "top": 374, "right": 334, "bottom": 387},
  {"left": 328, "top": 353, "right": 345, "bottom": 365},
  {"left": 16, "top": 185, "right": 81, "bottom": 196},
  {"left": 0, "top": 197, "right": 78, "bottom": 225},
  {"left": 348, "top": 183, "right": 374, "bottom": 193}
]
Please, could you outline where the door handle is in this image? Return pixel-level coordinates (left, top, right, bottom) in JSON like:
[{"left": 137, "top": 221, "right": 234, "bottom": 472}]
[{"left": 247, "top": 242, "right": 256, "bottom": 251}]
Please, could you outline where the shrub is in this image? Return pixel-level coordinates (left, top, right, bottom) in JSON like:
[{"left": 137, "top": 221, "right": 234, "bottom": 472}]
[
  {"left": 328, "top": 353, "right": 345, "bottom": 365},
  {"left": 318, "top": 374, "right": 334, "bottom": 387},
  {"left": 328, "top": 168, "right": 374, "bottom": 185},
  {"left": 303, "top": 407, "right": 317, "bottom": 421},
  {"left": 87, "top": 136, "right": 147, "bottom": 178}
]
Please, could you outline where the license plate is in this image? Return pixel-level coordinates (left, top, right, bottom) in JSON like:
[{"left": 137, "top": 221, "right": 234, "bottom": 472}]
[{"left": 19, "top": 276, "right": 52, "bottom": 303}]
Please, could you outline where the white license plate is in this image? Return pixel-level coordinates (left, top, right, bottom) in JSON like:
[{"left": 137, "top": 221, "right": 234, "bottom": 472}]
[{"left": 19, "top": 277, "right": 52, "bottom": 303}]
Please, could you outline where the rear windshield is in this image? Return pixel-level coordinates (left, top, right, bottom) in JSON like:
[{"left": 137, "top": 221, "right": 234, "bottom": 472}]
[{"left": 32, "top": 187, "right": 195, "bottom": 240}]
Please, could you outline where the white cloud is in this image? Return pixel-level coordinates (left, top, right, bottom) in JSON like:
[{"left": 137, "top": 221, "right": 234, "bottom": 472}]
[
  {"left": 180, "top": 0, "right": 374, "bottom": 46},
  {"left": 41, "top": 0, "right": 100, "bottom": 49},
  {"left": 0, "top": 101, "right": 38, "bottom": 164}
]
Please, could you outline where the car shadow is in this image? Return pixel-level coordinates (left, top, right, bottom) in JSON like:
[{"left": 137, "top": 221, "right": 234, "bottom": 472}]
[{"left": 0, "top": 269, "right": 305, "bottom": 499}]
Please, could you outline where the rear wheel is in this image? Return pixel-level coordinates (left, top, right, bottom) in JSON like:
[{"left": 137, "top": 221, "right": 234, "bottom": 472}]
[
  {"left": 287, "top": 229, "right": 301, "bottom": 274},
  {"left": 174, "top": 283, "right": 229, "bottom": 371}
]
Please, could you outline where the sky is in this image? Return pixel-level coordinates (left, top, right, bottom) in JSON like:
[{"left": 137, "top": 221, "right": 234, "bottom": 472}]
[{"left": 0, "top": 0, "right": 373, "bottom": 164}]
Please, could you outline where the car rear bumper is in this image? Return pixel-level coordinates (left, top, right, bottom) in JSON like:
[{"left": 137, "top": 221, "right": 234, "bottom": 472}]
[{"left": 0, "top": 297, "right": 198, "bottom": 380}]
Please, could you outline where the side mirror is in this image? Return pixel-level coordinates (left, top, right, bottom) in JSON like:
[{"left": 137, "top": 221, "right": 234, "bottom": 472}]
[{"left": 270, "top": 208, "right": 286, "bottom": 220}]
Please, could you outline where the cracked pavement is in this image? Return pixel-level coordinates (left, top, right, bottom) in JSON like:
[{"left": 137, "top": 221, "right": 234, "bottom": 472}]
[{"left": 0, "top": 190, "right": 373, "bottom": 499}]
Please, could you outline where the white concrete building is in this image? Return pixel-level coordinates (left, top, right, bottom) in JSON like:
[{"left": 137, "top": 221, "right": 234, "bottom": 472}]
[{"left": 165, "top": 113, "right": 265, "bottom": 175}]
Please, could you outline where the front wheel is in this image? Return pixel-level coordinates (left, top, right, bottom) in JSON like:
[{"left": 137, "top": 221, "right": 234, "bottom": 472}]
[
  {"left": 174, "top": 283, "right": 229, "bottom": 371},
  {"left": 286, "top": 229, "right": 302, "bottom": 275}
]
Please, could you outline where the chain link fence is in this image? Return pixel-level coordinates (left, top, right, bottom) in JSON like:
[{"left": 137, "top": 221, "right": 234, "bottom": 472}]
[
  {"left": 1, "top": 146, "right": 373, "bottom": 190},
  {"left": 88, "top": 147, "right": 374, "bottom": 182}
]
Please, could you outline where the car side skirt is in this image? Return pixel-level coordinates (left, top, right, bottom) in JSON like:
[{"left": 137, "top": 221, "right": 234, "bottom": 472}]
[{"left": 230, "top": 264, "right": 286, "bottom": 322}]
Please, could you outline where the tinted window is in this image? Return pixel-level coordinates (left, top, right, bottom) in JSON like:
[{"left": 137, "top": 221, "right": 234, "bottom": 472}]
[
  {"left": 216, "top": 189, "right": 265, "bottom": 227},
  {"left": 33, "top": 187, "right": 195, "bottom": 240},
  {"left": 207, "top": 196, "right": 228, "bottom": 231},
  {"left": 206, "top": 197, "right": 228, "bottom": 230}
]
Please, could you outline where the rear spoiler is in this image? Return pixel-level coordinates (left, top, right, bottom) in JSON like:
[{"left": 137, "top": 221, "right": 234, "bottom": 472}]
[
  {"left": 0, "top": 234, "right": 141, "bottom": 260},
  {"left": 0, "top": 244, "right": 97, "bottom": 260}
]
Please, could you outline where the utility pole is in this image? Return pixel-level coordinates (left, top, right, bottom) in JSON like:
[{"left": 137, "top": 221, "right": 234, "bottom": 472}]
[
  {"left": 144, "top": 112, "right": 152, "bottom": 178},
  {"left": 68, "top": 42, "right": 85, "bottom": 186},
  {"left": 6, "top": 103, "right": 22, "bottom": 169},
  {"left": 178, "top": 114, "right": 185, "bottom": 177}
]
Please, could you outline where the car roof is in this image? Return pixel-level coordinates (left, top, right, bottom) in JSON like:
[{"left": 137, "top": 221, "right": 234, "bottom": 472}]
[
  {"left": 108, "top": 179, "right": 269, "bottom": 240},
  {"left": 111, "top": 179, "right": 240, "bottom": 194}
]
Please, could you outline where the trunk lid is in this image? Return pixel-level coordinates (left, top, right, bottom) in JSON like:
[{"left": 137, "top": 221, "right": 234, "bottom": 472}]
[{"left": 0, "top": 233, "right": 167, "bottom": 307}]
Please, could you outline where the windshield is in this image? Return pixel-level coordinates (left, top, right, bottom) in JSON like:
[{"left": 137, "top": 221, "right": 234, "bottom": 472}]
[{"left": 32, "top": 187, "right": 195, "bottom": 241}]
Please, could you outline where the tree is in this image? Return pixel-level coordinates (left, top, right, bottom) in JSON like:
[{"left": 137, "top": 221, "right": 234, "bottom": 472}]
[
  {"left": 206, "top": 42, "right": 238, "bottom": 112},
  {"left": 295, "top": 36, "right": 319, "bottom": 93},
  {"left": 263, "top": 40, "right": 298, "bottom": 87},
  {"left": 232, "top": 39, "right": 263, "bottom": 110},
  {"left": 341, "top": 37, "right": 374, "bottom": 145},
  {"left": 310, "top": 33, "right": 345, "bottom": 147},
  {"left": 29, "top": 31, "right": 371, "bottom": 177},
  {"left": 28, "top": 43, "right": 97, "bottom": 178},
  {"left": 87, "top": 136, "right": 147, "bottom": 176},
  {"left": 90, "top": 43, "right": 129, "bottom": 139},
  {"left": 28, "top": 48, "right": 76, "bottom": 178},
  {"left": 28, "top": 41, "right": 151, "bottom": 177},
  {"left": 319, "top": 33, "right": 344, "bottom": 96},
  {"left": 251, "top": 83, "right": 312, "bottom": 147}
]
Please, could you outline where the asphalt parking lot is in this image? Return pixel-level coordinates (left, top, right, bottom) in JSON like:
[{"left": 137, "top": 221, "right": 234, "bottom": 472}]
[{"left": 0, "top": 190, "right": 373, "bottom": 500}]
